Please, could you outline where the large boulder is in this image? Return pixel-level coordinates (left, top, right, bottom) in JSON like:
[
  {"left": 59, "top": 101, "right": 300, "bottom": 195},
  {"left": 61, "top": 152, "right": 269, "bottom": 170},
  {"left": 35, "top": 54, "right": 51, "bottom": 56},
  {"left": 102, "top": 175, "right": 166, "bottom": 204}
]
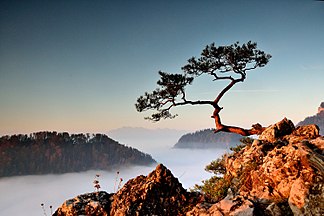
[
  {"left": 225, "top": 119, "right": 323, "bottom": 215},
  {"left": 54, "top": 164, "right": 199, "bottom": 216},
  {"left": 187, "top": 192, "right": 254, "bottom": 216},
  {"left": 110, "top": 163, "right": 199, "bottom": 216},
  {"left": 285, "top": 124, "right": 320, "bottom": 144},
  {"left": 259, "top": 118, "right": 295, "bottom": 142},
  {"left": 53, "top": 191, "right": 113, "bottom": 216}
]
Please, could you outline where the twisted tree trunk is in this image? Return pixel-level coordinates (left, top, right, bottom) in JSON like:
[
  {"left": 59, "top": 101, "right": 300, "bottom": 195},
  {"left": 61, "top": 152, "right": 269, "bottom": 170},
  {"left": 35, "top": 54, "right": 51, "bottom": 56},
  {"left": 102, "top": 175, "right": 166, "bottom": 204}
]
[{"left": 212, "top": 106, "right": 265, "bottom": 136}]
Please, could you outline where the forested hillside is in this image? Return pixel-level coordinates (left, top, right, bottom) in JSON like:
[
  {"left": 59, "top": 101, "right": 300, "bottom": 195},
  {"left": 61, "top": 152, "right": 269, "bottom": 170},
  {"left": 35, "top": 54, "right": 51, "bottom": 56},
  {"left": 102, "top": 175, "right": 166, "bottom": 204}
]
[
  {"left": 0, "top": 131, "right": 156, "bottom": 177},
  {"left": 174, "top": 129, "right": 242, "bottom": 149}
]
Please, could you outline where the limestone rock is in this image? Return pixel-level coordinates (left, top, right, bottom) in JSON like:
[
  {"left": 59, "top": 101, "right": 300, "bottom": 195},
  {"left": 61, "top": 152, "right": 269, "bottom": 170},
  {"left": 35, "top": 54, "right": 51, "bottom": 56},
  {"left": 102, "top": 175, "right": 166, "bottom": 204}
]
[
  {"left": 304, "top": 175, "right": 324, "bottom": 216},
  {"left": 185, "top": 202, "right": 217, "bottom": 216},
  {"left": 310, "top": 136, "right": 324, "bottom": 152},
  {"left": 285, "top": 124, "right": 320, "bottom": 143},
  {"left": 187, "top": 195, "right": 254, "bottom": 216},
  {"left": 215, "top": 196, "right": 254, "bottom": 216},
  {"left": 109, "top": 163, "right": 199, "bottom": 216},
  {"left": 259, "top": 118, "right": 295, "bottom": 142},
  {"left": 54, "top": 118, "right": 324, "bottom": 216},
  {"left": 53, "top": 191, "right": 113, "bottom": 216},
  {"left": 216, "top": 119, "right": 323, "bottom": 215},
  {"left": 265, "top": 203, "right": 284, "bottom": 216},
  {"left": 54, "top": 164, "right": 199, "bottom": 216}
]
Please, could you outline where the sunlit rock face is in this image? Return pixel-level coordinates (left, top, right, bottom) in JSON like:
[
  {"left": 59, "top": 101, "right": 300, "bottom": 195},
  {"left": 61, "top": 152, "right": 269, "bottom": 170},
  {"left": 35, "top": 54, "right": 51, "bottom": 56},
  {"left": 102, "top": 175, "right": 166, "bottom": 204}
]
[
  {"left": 258, "top": 117, "right": 295, "bottom": 143},
  {"left": 54, "top": 164, "right": 200, "bottom": 216},
  {"left": 189, "top": 119, "right": 323, "bottom": 216},
  {"left": 54, "top": 119, "right": 323, "bottom": 216},
  {"left": 110, "top": 163, "right": 199, "bottom": 216}
]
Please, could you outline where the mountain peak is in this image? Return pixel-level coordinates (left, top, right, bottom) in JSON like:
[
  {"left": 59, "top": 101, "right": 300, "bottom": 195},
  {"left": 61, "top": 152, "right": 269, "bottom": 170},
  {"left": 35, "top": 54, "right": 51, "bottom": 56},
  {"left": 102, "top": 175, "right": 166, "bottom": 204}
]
[{"left": 318, "top": 102, "right": 324, "bottom": 114}]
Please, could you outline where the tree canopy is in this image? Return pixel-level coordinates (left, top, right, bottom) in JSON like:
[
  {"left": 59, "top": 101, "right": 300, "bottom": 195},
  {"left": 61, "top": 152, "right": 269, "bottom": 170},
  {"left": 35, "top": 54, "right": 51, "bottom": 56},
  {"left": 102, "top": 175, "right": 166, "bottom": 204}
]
[{"left": 136, "top": 41, "right": 272, "bottom": 136}]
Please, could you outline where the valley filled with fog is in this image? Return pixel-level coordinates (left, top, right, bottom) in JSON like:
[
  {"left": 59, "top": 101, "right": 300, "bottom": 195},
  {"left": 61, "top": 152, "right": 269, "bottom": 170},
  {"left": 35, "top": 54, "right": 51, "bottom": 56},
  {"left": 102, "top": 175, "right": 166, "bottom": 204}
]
[{"left": 0, "top": 129, "right": 228, "bottom": 215}]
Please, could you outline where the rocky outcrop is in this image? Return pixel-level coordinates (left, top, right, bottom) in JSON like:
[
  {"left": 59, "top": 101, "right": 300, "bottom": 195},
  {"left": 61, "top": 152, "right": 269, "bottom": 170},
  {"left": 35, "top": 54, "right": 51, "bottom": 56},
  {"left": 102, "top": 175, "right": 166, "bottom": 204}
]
[
  {"left": 53, "top": 191, "right": 113, "bottom": 216},
  {"left": 189, "top": 119, "right": 323, "bottom": 216},
  {"left": 55, "top": 119, "right": 323, "bottom": 216},
  {"left": 258, "top": 118, "right": 295, "bottom": 143},
  {"left": 110, "top": 164, "right": 199, "bottom": 215},
  {"left": 54, "top": 164, "right": 200, "bottom": 216}
]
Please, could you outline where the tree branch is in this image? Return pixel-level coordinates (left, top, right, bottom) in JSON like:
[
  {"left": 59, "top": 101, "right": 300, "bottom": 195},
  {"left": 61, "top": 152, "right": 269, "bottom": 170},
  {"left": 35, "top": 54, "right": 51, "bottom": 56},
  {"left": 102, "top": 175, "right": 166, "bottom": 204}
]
[
  {"left": 213, "top": 76, "right": 243, "bottom": 105},
  {"left": 136, "top": 41, "right": 271, "bottom": 136},
  {"left": 211, "top": 106, "right": 265, "bottom": 136}
]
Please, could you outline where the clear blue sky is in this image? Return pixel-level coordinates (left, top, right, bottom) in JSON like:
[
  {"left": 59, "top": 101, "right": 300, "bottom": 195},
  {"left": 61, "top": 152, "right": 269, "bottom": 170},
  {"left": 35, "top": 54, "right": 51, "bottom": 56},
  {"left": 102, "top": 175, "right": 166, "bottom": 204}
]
[{"left": 1, "top": 0, "right": 323, "bottom": 135}]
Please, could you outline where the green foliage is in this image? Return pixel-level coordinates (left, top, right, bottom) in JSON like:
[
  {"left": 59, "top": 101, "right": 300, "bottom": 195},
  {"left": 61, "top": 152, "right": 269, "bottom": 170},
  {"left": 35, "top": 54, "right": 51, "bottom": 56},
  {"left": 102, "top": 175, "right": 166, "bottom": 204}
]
[
  {"left": 205, "top": 156, "right": 226, "bottom": 176},
  {"left": 136, "top": 41, "right": 271, "bottom": 122},
  {"left": 192, "top": 154, "right": 231, "bottom": 202},
  {"left": 230, "top": 137, "right": 254, "bottom": 153},
  {"left": 182, "top": 41, "right": 271, "bottom": 76},
  {"left": 239, "top": 136, "right": 254, "bottom": 145},
  {"left": 135, "top": 71, "right": 194, "bottom": 121},
  {"left": 194, "top": 137, "right": 257, "bottom": 202},
  {"left": 193, "top": 175, "right": 231, "bottom": 202}
]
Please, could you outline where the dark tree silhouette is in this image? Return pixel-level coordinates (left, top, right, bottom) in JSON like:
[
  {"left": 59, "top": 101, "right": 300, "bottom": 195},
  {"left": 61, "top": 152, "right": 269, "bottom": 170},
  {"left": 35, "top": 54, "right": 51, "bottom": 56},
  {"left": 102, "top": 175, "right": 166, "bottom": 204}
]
[
  {"left": 136, "top": 41, "right": 272, "bottom": 136},
  {"left": 0, "top": 132, "right": 156, "bottom": 177}
]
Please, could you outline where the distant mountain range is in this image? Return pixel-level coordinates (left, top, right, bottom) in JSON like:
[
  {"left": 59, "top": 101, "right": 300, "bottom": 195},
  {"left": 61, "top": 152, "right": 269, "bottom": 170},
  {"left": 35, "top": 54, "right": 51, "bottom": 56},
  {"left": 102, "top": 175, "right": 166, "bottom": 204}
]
[
  {"left": 108, "top": 127, "right": 187, "bottom": 141},
  {"left": 108, "top": 127, "right": 188, "bottom": 150},
  {"left": 173, "top": 129, "right": 242, "bottom": 149},
  {"left": 297, "top": 102, "right": 324, "bottom": 135},
  {"left": 0, "top": 131, "right": 156, "bottom": 177}
]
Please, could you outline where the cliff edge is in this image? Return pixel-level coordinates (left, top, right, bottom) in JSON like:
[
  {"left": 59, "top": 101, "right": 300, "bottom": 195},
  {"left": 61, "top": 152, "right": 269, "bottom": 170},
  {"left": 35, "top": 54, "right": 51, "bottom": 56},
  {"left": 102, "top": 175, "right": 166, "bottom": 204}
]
[{"left": 54, "top": 118, "right": 323, "bottom": 216}]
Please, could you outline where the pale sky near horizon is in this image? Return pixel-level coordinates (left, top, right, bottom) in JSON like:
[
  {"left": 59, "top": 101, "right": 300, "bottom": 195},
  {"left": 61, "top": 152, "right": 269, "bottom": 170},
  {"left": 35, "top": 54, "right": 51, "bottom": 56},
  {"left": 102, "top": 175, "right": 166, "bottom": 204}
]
[{"left": 1, "top": 0, "right": 323, "bottom": 135}]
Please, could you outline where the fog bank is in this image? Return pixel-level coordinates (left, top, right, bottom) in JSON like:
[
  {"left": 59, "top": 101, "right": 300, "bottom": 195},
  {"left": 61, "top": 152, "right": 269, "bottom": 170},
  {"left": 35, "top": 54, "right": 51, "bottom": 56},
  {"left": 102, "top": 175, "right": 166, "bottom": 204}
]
[{"left": 0, "top": 147, "right": 226, "bottom": 215}]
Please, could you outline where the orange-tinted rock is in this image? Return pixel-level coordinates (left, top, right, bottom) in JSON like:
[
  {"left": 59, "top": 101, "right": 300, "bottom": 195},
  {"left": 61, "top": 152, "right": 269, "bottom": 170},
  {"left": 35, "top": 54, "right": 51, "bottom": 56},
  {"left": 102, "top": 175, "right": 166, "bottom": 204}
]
[
  {"left": 259, "top": 118, "right": 295, "bottom": 142},
  {"left": 54, "top": 119, "right": 324, "bottom": 216},
  {"left": 110, "top": 163, "right": 200, "bottom": 216}
]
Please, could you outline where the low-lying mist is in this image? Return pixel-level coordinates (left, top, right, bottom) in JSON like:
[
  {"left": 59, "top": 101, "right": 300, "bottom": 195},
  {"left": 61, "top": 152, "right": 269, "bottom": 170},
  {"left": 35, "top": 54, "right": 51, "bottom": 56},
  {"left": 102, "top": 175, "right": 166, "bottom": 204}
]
[{"left": 0, "top": 133, "right": 228, "bottom": 215}]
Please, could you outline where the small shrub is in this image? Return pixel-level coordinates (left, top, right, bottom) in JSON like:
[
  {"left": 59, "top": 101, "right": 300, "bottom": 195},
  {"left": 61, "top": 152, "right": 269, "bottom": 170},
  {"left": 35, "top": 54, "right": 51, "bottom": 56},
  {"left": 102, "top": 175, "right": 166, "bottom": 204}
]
[
  {"left": 194, "top": 137, "right": 256, "bottom": 202},
  {"left": 193, "top": 154, "right": 232, "bottom": 202},
  {"left": 205, "top": 156, "right": 226, "bottom": 176},
  {"left": 230, "top": 137, "right": 254, "bottom": 153},
  {"left": 193, "top": 175, "right": 231, "bottom": 202}
]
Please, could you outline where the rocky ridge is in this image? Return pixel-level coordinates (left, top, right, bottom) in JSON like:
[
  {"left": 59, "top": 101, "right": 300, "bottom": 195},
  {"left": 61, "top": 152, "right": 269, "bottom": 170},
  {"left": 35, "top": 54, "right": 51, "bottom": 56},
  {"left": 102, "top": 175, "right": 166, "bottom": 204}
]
[
  {"left": 297, "top": 102, "right": 324, "bottom": 135},
  {"left": 54, "top": 118, "right": 323, "bottom": 216}
]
